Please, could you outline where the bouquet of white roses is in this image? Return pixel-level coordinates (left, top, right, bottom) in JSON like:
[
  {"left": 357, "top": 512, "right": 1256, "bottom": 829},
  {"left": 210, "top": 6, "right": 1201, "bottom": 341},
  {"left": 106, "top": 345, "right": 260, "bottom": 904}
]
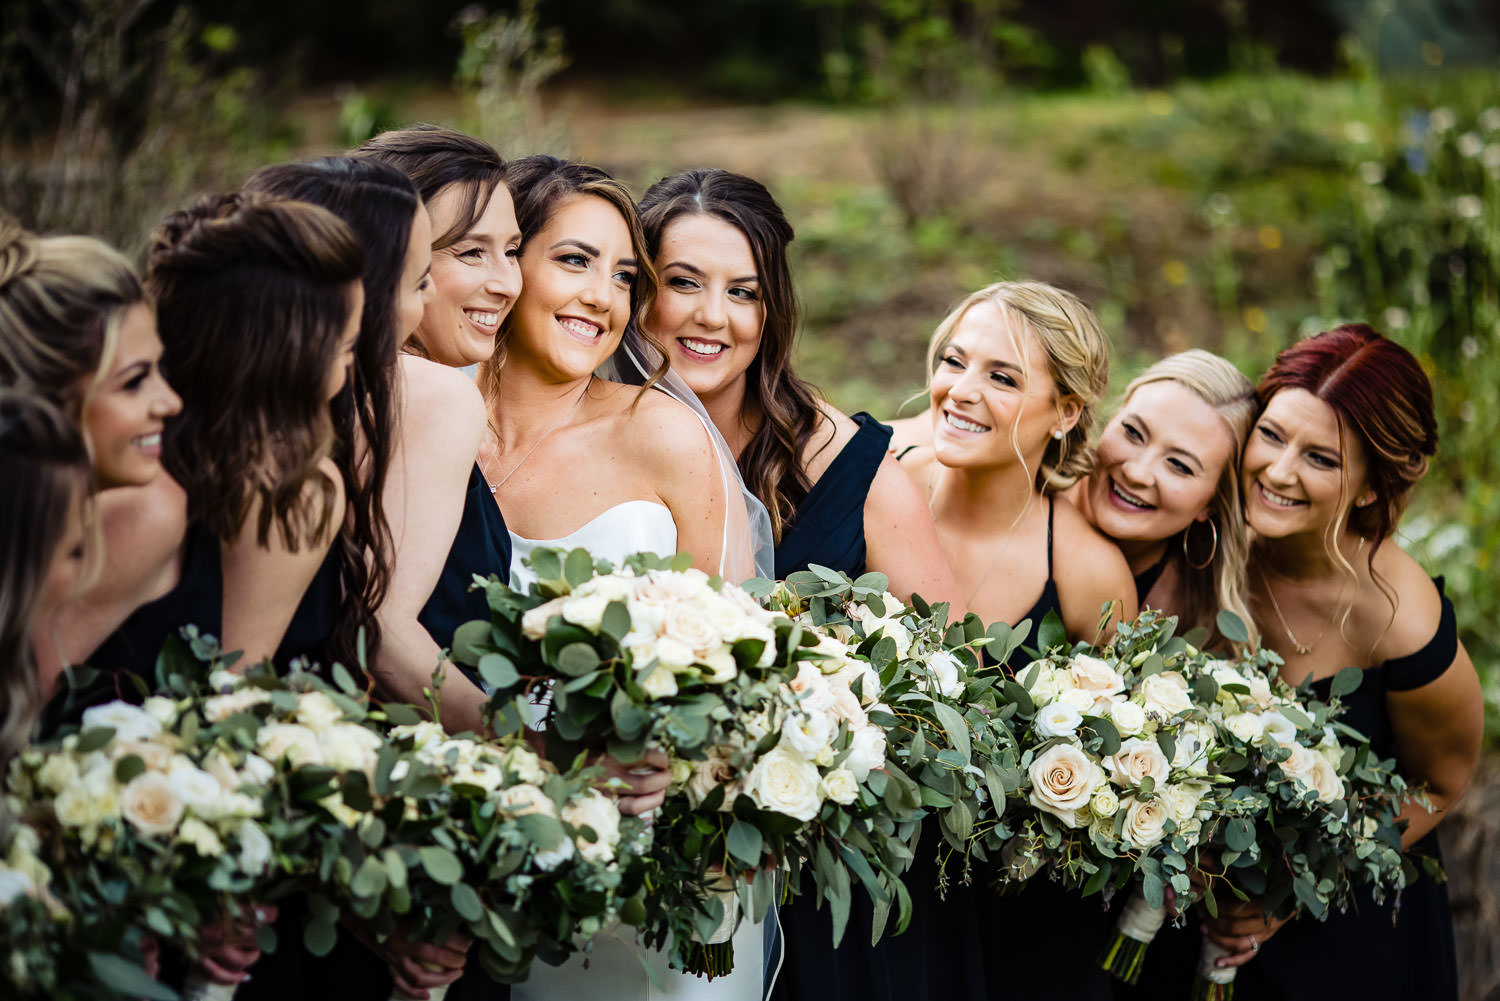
[
  {"left": 456, "top": 549, "right": 921, "bottom": 977},
  {"left": 759, "top": 567, "right": 1019, "bottom": 934}
]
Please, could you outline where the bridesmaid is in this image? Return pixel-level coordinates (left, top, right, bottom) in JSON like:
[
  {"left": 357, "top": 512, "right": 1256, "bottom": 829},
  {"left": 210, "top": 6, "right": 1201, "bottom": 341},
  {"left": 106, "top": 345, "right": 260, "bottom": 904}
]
[
  {"left": 1202, "top": 324, "right": 1480, "bottom": 1001},
  {"left": 0, "top": 218, "right": 183, "bottom": 690},
  {"left": 632, "top": 168, "right": 959, "bottom": 999},
  {"left": 1069, "top": 349, "right": 1260, "bottom": 641},
  {"left": 890, "top": 280, "right": 1136, "bottom": 1001},
  {"left": 0, "top": 391, "right": 92, "bottom": 767},
  {"left": 636, "top": 167, "right": 956, "bottom": 598}
]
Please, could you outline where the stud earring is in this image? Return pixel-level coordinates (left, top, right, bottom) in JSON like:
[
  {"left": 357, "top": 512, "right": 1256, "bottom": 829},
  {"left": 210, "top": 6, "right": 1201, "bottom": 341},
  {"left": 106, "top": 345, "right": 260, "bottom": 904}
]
[{"left": 1052, "top": 429, "right": 1064, "bottom": 440}]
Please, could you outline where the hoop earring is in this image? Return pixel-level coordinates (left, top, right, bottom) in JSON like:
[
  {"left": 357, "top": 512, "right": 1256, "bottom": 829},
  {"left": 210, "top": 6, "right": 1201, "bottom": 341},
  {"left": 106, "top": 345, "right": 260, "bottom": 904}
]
[{"left": 1184, "top": 518, "right": 1218, "bottom": 570}]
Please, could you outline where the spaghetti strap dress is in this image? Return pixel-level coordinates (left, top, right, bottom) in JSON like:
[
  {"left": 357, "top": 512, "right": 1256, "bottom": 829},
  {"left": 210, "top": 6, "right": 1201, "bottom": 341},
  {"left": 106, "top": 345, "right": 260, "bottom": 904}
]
[
  {"left": 1232, "top": 577, "right": 1460, "bottom": 1001},
  {"left": 417, "top": 463, "right": 513, "bottom": 649}
]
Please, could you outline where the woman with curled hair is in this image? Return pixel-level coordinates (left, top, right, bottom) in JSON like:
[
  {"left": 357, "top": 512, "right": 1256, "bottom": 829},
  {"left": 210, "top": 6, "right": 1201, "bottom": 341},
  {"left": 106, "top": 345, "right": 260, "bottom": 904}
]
[
  {"left": 0, "top": 216, "right": 183, "bottom": 694},
  {"left": 90, "top": 191, "right": 365, "bottom": 679},
  {"left": 0, "top": 391, "right": 92, "bottom": 768},
  {"left": 1069, "top": 349, "right": 1260, "bottom": 647},
  {"left": 878, "top": 280, "right": 1134, "bottom": 1001},
  {"left": 1200, "top": 324, "right": 1479, "bottom": 1001}
]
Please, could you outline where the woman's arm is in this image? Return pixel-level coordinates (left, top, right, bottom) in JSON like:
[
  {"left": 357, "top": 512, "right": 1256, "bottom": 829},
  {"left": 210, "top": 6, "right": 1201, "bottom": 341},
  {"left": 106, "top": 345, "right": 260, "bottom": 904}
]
[
  {"left": 220, "top": 457, "right": 344, "bottom": 667},
  {"left": 1387, "top": 639, "right": 1483, "bottom": 846},
  {"left": 1052, "top": 498, "right": 1138, "bottom": 643},
  {"left": 862, "top": 454, "right": 963, "bottom": 611},
  {"left": 372, "top": 359, "right": 490, "bottom": 733}
]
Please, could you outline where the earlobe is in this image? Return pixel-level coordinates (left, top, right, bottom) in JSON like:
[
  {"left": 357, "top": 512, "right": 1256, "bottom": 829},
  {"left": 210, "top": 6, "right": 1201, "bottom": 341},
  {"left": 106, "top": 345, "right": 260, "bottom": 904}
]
[
  {"left": 1057, "top": 396, "right": 1084, "bottom": 433},
  {"left": 1355, "top": 491, "right": 1377, "bottom": 508}
]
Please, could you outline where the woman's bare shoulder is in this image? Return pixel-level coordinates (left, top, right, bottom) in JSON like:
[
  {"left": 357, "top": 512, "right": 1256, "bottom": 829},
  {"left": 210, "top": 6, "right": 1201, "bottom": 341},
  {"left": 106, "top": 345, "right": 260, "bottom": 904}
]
[{"left": 1365, "top": 541, "right": 1445, "bottom": 662}]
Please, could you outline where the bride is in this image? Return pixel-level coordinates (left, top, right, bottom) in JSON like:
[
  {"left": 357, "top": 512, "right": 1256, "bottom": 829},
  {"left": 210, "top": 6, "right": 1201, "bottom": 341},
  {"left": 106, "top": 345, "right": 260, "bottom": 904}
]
[{"left": 478, "top": 154, "right": 771, "bottom": 1001}]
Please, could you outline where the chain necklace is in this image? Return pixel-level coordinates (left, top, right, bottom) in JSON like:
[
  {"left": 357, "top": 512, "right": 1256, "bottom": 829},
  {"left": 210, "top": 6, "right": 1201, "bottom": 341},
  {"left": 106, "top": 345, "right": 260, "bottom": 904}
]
[
  {"left": 485, "top": 376, "right": 593, "bottom": 495},
  {"left": 1258, "top": 567, "right": 1337, "bottom": 656}
]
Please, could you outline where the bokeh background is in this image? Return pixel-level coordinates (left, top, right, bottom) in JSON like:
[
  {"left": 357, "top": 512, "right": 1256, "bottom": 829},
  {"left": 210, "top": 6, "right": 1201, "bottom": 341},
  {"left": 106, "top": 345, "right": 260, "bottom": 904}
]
[{"left": 3, "top": 0, "right": 1498, "bottom": 995}]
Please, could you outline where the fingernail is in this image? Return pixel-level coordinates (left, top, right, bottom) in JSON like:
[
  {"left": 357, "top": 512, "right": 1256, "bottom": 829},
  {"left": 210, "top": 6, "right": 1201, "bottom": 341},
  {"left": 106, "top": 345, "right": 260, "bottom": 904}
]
[{"left": 1217, "top": 960, "right": 1228, "bottom": 969}]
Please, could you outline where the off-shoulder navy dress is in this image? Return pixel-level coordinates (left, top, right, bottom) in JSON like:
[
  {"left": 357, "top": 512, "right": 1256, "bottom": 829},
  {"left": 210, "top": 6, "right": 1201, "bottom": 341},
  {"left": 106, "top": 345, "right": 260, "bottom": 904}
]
[
  {"left": 1232, "top": 578, "right": 1459, "bottom": 1001},
  {"left": 417, "top": 463, "right": 513, "bottom": 649}
]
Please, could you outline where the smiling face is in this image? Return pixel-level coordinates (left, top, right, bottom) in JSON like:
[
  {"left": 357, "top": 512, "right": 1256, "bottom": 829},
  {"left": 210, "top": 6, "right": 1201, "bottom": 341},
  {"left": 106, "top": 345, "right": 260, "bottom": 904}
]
[
  {"left": 1086, "top": 380, "right": 1235, "bottom": 544},
  {"left": 395, "top": 203, "right": 435, "bottom": 343},
  {"left": 510, "top": 194, "right": 638, "bottom": 381},
  {"left": 414, "top": 183, "right": 522, "bottom": 365},
  {"left": 648, "top": 213, "right": 765, "bottom": 406},
  {"left": 80, "top": 303, "right": 182, "bottom": 489},
  {"left": 1242, "top": 387, "right": 1373, "bottom": 539},
  {"left": 928, "top": 300, "right": 1077, "bottom": 471}
]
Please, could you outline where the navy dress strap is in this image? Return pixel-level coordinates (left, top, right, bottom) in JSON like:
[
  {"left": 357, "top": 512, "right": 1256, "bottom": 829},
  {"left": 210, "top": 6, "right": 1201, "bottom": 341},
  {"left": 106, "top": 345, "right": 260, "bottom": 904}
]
[
  {"left": 774, "top": 413, "right": 893, "bottom": 579},
  {"left": 1384, "top": 576, "right": 1457, "bottom": 691},
  {"left": 1133, "top": 552, "right": 1169, "bottom": 606},
  {"left": 417, "top": 463, "right": 514, "bottom": 649}
]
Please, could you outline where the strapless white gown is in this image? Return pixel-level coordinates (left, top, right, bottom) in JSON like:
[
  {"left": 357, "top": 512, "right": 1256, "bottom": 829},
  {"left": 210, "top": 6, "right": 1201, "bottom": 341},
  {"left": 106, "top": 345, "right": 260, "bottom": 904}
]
[{"left": 509, "top": 500, "right": 766, "bottom": 1001}]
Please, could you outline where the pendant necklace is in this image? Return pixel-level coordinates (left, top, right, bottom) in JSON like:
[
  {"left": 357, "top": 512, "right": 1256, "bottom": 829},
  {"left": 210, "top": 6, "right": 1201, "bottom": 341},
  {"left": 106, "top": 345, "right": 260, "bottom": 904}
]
[
  {"left": 1258, "top": 567, "right": 1338, "bottom": 656},
  {"left": 486, "top": 375, "right": 593, "bottom": 495}
]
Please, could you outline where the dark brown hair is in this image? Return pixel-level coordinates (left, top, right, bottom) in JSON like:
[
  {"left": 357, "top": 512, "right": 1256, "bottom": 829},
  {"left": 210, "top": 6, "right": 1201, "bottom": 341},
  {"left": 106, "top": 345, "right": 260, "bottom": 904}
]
[
  {"left": 354, "top": 124, "right": 506, "bottom": 250},
  {"left": 637, "top": 168, "right": 820, "bottom": 542}
]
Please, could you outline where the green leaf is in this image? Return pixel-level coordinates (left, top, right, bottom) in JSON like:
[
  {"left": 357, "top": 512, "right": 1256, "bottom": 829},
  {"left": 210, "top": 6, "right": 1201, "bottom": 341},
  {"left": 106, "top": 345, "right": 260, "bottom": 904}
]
[
  {"left": 601, "top": 601, "right": 631, "bottom": 641},
  {"left": 382, "top": 702, "right": 422, "bottom": 726},
  {"left": 451, "top": 881, "right": 484, "bottom": 922},
  {"left": 478, "top": 652, "right": 520, "bottom": 690},
  {"left": 419, "top": 846, "right": 464, "bottom": 885},
  {"left": 351, "top": 856, "right": 387, "bottom": 897},
  {"left": 727, "top": 820, "right": 764, "bottom": 868},
  {"left": 1224, "top": 817, "right": 1255, "bottom": 853},
  {"left": 332, "top": 661, "right": 359, "bottom": 695},
  {"left": 931, "top": 702, "right": 971, "bottom": 761},
  {"left": 528, "top": 547, "right": 563, "bottom": 583},
  {"left": 304, "top": 917, "right": 338, "bottom": 956},
  {"left": 88, "top": 953, "right": 178, "bottom": 1001},
  {"left": 450, "top": 619, "right": 494, "bottom": 666},
  {"left": 114, "top": 754, "right": 146, "bottom": 785},
  {"left": 564, "top": 548, "right": 595, "bottom": 588},
  {"left": 1216, "top": 610, "right": 1250, "bottom": 645},
  {"left": 1329, "top": 666, "right": 1364, "bottom": 700},
  {"left": 557, "top": 642, "right": 601, "bottom": 676},
  {"left": 75, "top": 726, "right": 115, "bottom": 754},
  {"left": 1036, "top": 610, "right": 1066, "bottom": 652}
]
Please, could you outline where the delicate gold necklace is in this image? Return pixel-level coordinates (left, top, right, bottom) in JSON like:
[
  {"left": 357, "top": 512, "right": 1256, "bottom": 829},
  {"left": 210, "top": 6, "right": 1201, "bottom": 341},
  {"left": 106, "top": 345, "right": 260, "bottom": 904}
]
[
  {"left": 1257, "top": 567, "right": 1337, "bottom": 656},
  {"left": 485, "top": 375, "right": 593, "bottom": 495}
]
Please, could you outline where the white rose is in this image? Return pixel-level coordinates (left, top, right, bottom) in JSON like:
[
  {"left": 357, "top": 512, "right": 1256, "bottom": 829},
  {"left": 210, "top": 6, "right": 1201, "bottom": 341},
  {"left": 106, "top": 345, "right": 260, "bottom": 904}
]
[
  {"left": 204, "top": 688, "right": 272, "bottom": 723},
  {"left": 782, "top": 707, "right": 836, "bottom": 758},
  {"left": 1034, "top": 702, "right": 1084, "bottom": 739},
  {"left": 240, "top": 754, "right": 275, "bottom": 786},
  {"left": 747, "top": 746, "right": 823, "bottom": 822},
  {"left": 1058, "top": 686, "right": 1100, "bottom": 714},
  {"left": 257, "top": 724, "right": 324, "bottom": 766},
  {"left": 1161, "top": 780, "right": 1210, "bottom": 824},
  {"left": 392, "top": 721, "right": 448, "bottom": 750},
  {"left": 453, "top": 762, "right": 504, "bottom": 792},
  {"left": 1172, "top": 722, "right": 1215, "bottom": 775},
  {"left": 827, "top": 681, "right": 869, "bottom": 729},
  {"left": 581, "top": 574, "right": 633, "bottom": 604},
  {"left": 1244, "top": 672, "right": 1275, "bottom": 709},
  {"left": 1122, "top": 795, "right": 1171, "bottom": 849},
  {"left": 533, "top": 836, "right": 576, "bottom": 871},
  {"left": 54, "top": 769, "right": 119, "bottom": 828},
  {"left": 142, "top": 696, "right": 178, "bottom": 726},
  {"left": 655, "top": 636, "right": 696, "bottom": 671},
  {"left": 317, "top": 724, "right": 381, "bottom": 776},
  {"left": 120, "top": 772, "right": 185, "bottom": 836},
  {"left": 1019, "top": 663, "right": 1062, "bottom": 704},
  {"left": 237, "top": 818, "right": 272, "bottom": 875},
  {"left": 504, "top": 746, "right": 551, "bottom": 786},
  {"left": 1068, "top": 654, "right": 1126, "bottom": 697},
  {"left": 701, "top": 648, "right": 739, "bottom": 684},
  {"left": 850, "top": 604, "right": 912, "bottom": 658},
  {"left": 1139, "top": 672, "right": 1193, "bottom": 719},
  {"left": 789, "top": 662, "right": 835, "bottom": 713},
  {"left": 844, "top": 724, "right": 887, "bottom": 782},
  {"left": 82, "top": 702, "right": 161, "bottom": 743},
  {"left": 177, "top": 817, "right": 223, "bottom": 857},
  {"left": 686, "top": 747, "right": 744, "bottom": 810},
  {"left": 561, "top": 592, "right": 610, "bottom": 632},
  {"left": 1224, "top": 712, "right": 1264, "bottom": 743},
  {"left": 1283, "top": 745, "right": 1345, "bottom": 803},
  {"left": 1259, "top": 711, "right": 1298, "bottom": 748},
  {"left": 1105, "top": 738, "right": 1171, "bottom": 788},
  {"left": 112, "top": 739, "right": 176, "bottom": 773},
  {"left": 563, "top": 791, "right": 621, "bottom": 862},
  {"left": 294, "top": 692, "right": 344, "bottom": 731},
  {"left": 521, "top": 598, "right": 566, "bottom": 639},
  {"left": 1108, "top": 700, "right": 1147, "bottom": 737},
  {"left": 168, "top": 764, "right": 226, "bottom": 815},
  {"left": 36, "top": 754, "right": 80, "bottom": 794},
  {"left": 1027, "top": 743, "right": 1106, "bottom": 827},
  {"left": 1090, "top": 785, "right": 1120, "bottom": 817},
  {"left": 638, "top": 664, "right": 680, "bottom": 699}
]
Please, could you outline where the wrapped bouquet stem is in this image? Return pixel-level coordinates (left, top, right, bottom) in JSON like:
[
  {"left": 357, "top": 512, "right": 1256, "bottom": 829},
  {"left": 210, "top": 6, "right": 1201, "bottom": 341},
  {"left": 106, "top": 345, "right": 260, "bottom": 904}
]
[
  {"left": 1098, "top": 891, "right": 1168, "bottom": 984},
  {"left": 179, "top": 975, "right": 240, "bottom": 1001},
  {"left": 1191, "top": 940, "right": 1236, "bottom": 1001}
]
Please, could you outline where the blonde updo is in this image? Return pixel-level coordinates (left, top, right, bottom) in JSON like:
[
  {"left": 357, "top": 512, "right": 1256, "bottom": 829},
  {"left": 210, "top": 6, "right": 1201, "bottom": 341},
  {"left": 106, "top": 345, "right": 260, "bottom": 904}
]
[{"left": 926, "top": 280, "right": 1110, "bottom": 493}]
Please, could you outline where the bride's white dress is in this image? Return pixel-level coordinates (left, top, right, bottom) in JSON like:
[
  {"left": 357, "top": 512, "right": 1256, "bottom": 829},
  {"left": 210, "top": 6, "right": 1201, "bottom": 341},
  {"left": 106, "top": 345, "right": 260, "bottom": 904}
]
[{"left": 509, "top": 500, "right": 766, "bottom": 1001}]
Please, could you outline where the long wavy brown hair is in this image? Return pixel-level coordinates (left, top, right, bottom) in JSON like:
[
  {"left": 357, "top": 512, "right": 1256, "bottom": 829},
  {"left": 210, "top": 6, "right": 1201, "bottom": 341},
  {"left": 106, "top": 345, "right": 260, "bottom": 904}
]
[
  {"left": 145, "top": 192, "right": 363, "bottom": 564},
  {"left": 636, "top": 168, "right": 820, "bottom": 542}
]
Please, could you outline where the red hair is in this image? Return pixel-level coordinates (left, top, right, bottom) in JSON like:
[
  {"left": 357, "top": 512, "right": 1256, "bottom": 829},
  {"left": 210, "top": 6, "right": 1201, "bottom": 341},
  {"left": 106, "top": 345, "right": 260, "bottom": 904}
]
[{"left": 1257, "top": 323, "right": 1437, "bottom": 552}]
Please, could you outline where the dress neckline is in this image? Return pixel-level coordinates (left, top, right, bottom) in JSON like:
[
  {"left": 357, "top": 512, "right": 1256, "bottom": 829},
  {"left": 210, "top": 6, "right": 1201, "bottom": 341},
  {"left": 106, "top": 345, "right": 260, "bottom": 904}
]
[{"left": 508, "top": 499, "right": 673, "bottom": 546}]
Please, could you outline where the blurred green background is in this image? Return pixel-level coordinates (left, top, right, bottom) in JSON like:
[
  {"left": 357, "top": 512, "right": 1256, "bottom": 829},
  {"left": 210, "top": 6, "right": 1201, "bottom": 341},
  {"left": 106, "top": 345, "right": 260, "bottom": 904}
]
[{"left": 4, "top": 1, "right": 1498, "bottom": 992}]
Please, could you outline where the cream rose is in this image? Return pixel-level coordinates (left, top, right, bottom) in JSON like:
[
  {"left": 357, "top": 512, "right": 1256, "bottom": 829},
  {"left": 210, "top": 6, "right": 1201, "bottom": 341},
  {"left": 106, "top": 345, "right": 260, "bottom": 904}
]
[
  {"left": 505, "top": 746, "right": 551, "bottom": 786},
  {"left": 1223, "top": 712, "right": 1264, "bottom": 743},
  {"left": 499, "top": 783, "right": 556, "bottom": 818},
  {"left": 844, "top": 724, "right": 887, "bottom": 782},
  {"left": 789, "top": 662, "right": 835, "bottom": 713},
  {"left": 1068, "top": 654, "right": 1126, "bottom": 697},
  {"left": 1090, "top": 784, "right": 1121, "bottom": 817},
  {"left": 1108, "top": 700, "right": 1147, "bottom": 737},
  {"left": 205, "top": 688, "right": 272, "bottom": 723},
  {"left": 1283, "top": 745, "right": 1345, "bottom": 803},
  {"left": 121, "top": 772, "right": 185, "bottom": 835},
  {"left": 562, "top": 592, "right": 610, "bottom": 632},
  {"left": 257, "top": 723, "right": 324, "bottom": 766},
  {"left": 82, "top": 702, "right": 161, "bottom": 743},
  {"left": 317, "top": 724, "right": 382, "bottom": 776},
  {"left": 1105, "top": 738, "right": 1171, "bottom": 788},
  {"left": 563, "top": 791, "right": 621, "bottom": 862},
  {"left": 685, "top": 747, "right": 744, "bottom": 810},
  {"left": 782, "top": 707, "right": 836, "bottom": 758},
  {"left": 1019, "top": 663, "right": 1062, "bottom": 704},
  {"left": 168, "top": 764, "right": 227, "bottom": 816},
  {"left": 916, "top": 650, "right": 964, "bottom": 698},
  {"left": 1139, "top": 672, "right": 1193, "bottom": 719},
  {"left": 1027, "top": 743, "right": 1105, "bottom": 828},
  {"left": 1162, "top": 780, "right": 1209, "bottom": 825},
  {"left": 638, "top": 664, "right": 680, "bottom": 699},
  {"left": 747, "top": 746, "right": 823, "bottom": 821},
  {"left": 819, "top": 768, "right": 860, "bottom": 805},
  {"left": 237, "top": 818, "right": 272, "bottom": 875},
  {"left": 177, "top": 817, "right": 223, "bottom": 857},
  {"left": 1122, "top": 795, "right": 1171, "bottom": 849},
  {"left": 827, "top": 682, "right": 869, "bottom": 729},
  {"left": 1259, "top": 711, "right": 1298, "bottom": 747},
  {"left": 521, "top": 598, "right": 566, "bottom": 639},
  {"left": 295, "top": 692, "right": 344, "bottom": 731}
]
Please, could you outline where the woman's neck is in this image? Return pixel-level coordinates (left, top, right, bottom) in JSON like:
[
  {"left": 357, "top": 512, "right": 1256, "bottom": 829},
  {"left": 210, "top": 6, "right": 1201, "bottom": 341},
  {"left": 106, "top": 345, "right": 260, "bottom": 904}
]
[
  {"left": 929, "top": 458, "right": 1040, "bottom": 533},
  {"left": 699, "top": 378, "right": 759, "bottom": 460},
  {"left": 1253, "top": 528, "right": 1366, "bottom": 584},
  {"left": 489, "top": 358, "right": 593, "bottom": 450},
  {"left": 1115, "top": 537, "right": 1169, "bottom": 576}
]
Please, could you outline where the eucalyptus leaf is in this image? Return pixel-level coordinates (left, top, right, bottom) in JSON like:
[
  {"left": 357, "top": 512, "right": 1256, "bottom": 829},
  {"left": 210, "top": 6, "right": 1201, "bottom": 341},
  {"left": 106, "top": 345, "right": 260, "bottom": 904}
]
[
  {"left": 727, "top": 820, "right": 764, "bottom": 867},
  {"left": 1329, "top": 665, "right": 1364, "bottom": 700},
  {"left": 419, "top": 846, "right": 464, "bottom": 885},
  {"left": 1216, "top": 610, "right": 1251, "bottom": 644},
  {"left": 88, "top": 953, "right": 177, "bottom": 1001}
]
